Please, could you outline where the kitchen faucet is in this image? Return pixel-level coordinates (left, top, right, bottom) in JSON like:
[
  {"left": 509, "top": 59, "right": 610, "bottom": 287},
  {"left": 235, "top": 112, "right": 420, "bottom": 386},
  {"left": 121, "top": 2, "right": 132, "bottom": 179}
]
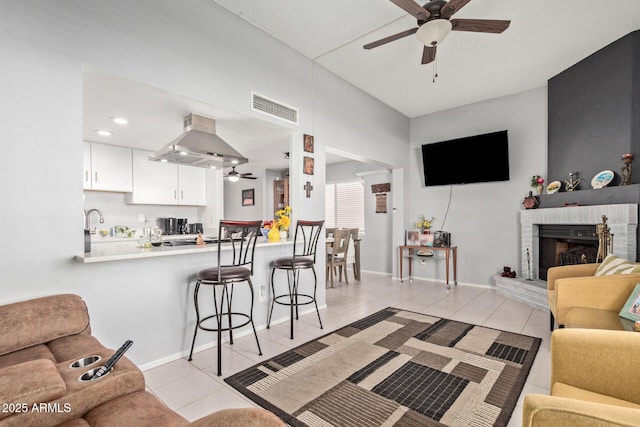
[{"left": 84, "top": 208, "right": 104, "bottom": 234}]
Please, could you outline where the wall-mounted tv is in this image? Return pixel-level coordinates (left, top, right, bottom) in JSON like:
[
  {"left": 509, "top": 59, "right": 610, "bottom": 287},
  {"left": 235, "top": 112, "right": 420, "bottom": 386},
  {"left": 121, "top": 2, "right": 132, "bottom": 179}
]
[{"left": 421, "top": 130, "right": 510, "bottom": 186}]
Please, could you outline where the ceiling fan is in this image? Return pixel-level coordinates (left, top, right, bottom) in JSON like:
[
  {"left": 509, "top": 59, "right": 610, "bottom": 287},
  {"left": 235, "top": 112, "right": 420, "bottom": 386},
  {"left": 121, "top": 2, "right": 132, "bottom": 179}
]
[
  {"left": 224, "top": 166, "right": 256, "bottom": 182},
  {"left": 364, "top": 0, "right": 510, "bottom": 65}
]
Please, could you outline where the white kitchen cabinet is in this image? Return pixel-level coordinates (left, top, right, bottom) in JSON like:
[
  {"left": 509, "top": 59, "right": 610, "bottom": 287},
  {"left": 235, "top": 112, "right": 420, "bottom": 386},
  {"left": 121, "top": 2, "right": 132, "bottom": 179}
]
[
  {"left": 128, "top": 149, "right": 206, "bottom": 206},
  {"left": 178, "top": 165, "right": 207, "bottom": 205},
  {"left": 83, "top": 141, "right": 132, "bottom": 192},
  {"left": 83, "top": 142, "right": 92, "bottom": 190},
  {"left": 129, "top": 149, "right": 178, "bottom": 204}
]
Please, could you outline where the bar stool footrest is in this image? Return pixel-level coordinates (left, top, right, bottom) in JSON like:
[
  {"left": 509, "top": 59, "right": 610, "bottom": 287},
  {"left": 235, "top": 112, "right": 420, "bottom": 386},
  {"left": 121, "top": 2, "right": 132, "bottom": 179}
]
[
  {"left": 272, "top": 294, "right": 316, "bottom": 307},
  {"left": 197, "top": 312, "right": 252, "bottom": 332}
]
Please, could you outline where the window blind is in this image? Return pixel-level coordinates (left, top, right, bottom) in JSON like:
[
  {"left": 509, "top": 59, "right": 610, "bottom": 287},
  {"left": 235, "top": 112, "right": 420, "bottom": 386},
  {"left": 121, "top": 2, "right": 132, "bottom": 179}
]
[
  {"left": 325, "top": 184, "right": 336, "bottom": 229},
  {"left": 325, "top": 180, "right": 365, "bottom": 231}
]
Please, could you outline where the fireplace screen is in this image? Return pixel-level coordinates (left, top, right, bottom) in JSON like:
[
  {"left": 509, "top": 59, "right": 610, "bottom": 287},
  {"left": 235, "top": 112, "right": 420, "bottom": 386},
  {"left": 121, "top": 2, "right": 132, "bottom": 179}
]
[
  {"left": 538, "top": 224, "right": 598, "bottom": 280},
  {"left": 559, "top": 245, "right": 597, "bottom": 265}
]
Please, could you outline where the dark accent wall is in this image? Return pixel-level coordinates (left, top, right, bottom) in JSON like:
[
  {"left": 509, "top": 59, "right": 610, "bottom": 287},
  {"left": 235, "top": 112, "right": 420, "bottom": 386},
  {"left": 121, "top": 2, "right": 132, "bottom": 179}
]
[
  {"left": 545, "top": 31, "right": 640, "bottom": 260},
  {"left": 548, "top": 30, "right": 640, "bottom": 193}
]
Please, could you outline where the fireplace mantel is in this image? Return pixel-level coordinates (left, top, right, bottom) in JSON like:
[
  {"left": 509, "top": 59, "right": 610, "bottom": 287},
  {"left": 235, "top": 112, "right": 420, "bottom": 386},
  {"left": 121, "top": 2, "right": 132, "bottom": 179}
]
[{"left": 520, "top": 204, "right": 638, "bottom": 280}]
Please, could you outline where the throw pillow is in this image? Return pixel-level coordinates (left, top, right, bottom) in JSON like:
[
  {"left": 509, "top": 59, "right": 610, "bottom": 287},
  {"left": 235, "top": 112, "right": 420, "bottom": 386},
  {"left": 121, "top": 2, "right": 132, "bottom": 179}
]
[{"left": 595, "top": 254, "right": 640, "bottom": 276}]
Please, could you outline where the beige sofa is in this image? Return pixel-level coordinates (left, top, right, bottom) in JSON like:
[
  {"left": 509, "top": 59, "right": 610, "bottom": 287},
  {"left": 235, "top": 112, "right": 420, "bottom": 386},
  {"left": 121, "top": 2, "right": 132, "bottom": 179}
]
[
  {"left": 523, "top": 328, "right": 640, "bottom": 426},
  {"left": 0, "top": 294, "right": 284, "bottom": 427}
]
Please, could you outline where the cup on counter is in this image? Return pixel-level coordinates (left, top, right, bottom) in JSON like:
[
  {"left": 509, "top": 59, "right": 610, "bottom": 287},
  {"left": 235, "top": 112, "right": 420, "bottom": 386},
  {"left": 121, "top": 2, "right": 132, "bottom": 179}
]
[{"left": 150, "top": 227, "right": 163, "bottom": 246}]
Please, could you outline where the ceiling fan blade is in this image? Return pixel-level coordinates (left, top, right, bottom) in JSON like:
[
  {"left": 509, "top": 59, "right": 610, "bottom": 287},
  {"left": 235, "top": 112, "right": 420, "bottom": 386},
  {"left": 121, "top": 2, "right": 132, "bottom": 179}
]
[
  {"left": 450, "top": 18, "right": 511, "bottom": 33},
  {"left": 441, "top": 0, "right": 472, "bottom": 18},
  {"left": 363, "top": 27, "right": 418, "bottom": 49},
  {"left": 390, "top": 0, "right": 430, "bottom": 20},
  {"left": 421, "top": 45, "right": 436, "bottom": 64},
  {"left": 239, "top": 173, "right": 254, "bottom": 177},
  {"left": 242, "top": 176, "right": 257, "bottom": 180}
]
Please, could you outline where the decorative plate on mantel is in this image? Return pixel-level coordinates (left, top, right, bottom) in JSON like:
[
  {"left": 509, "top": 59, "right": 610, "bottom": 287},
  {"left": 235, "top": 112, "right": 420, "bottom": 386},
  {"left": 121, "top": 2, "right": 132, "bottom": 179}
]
[
  {"left": 591, "top": 170, "right": 614, "bottom": 189},
  {"left": 546, "top": 181, "right": 561, "bottom": 194}
]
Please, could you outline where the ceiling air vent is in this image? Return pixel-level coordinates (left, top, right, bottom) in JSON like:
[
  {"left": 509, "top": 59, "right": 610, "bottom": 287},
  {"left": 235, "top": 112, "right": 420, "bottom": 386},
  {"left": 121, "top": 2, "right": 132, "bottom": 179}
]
[{"left": 251, "top": 91, "right": 298, "bottom": 125}]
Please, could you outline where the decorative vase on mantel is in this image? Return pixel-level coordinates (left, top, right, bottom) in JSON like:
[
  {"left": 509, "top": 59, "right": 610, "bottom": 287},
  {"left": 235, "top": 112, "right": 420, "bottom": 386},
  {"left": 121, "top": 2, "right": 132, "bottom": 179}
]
[
  {"left": 279, "top": 230, "right": 288, "bottom": 241},
  {"left": 422, "top": 227, "right": 431, "bottom": 234},
  {"left": 536, "top": 184, "right": 543, "bottom": 195}
]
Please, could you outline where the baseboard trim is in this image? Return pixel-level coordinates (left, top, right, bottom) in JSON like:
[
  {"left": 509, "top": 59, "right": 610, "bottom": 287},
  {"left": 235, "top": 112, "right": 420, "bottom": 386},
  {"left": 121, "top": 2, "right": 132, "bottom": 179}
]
[{"left": 139, "top": 304, "right": 328, "bottom": 371}]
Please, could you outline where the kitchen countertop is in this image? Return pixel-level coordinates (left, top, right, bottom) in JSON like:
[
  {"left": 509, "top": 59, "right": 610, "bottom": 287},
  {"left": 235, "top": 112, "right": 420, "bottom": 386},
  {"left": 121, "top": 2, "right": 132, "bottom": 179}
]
[{"left": 75, "top": 238, "right": 293, "bottom": 263}]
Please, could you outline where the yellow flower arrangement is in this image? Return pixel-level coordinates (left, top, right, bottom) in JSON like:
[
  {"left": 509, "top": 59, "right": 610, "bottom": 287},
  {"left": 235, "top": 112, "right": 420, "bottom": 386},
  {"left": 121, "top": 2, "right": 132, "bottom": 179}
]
[
  {"left": 275, "top": 206, "right": 292, "bottom": 231},
  {"left": 416, "top": 214, "right": 435, "bottom": 230}
]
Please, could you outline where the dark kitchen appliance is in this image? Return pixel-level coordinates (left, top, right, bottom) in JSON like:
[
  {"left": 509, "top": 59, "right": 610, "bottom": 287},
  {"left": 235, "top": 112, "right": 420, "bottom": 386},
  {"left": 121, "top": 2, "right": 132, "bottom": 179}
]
[
  {"left": 158, "top": 217, "right": 178, "bottom": 235},
  {"left": 188, "top": 223, "right": 203, "bottom": 234},
  {"left": 162, "top": 237, "right": 225, "bottom": 246},
  {"left": 177, "top": 218, "right": 188, "bottom": 234}
]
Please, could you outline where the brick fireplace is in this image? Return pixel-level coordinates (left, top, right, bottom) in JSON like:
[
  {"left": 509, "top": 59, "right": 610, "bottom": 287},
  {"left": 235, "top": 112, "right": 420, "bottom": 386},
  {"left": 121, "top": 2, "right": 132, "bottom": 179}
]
[
  {"left": 495, "top": 204, "right": 638, "bottom": 311},
  {"left": 520, "top": 204, "right": 638, "bottom": 280}
]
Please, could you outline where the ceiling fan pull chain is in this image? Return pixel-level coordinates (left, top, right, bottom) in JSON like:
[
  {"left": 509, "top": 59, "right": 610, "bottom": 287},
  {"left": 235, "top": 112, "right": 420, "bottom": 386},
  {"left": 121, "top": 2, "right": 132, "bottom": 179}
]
[{"left": 432, "top": 57, "right": 439, "bottom": 83}]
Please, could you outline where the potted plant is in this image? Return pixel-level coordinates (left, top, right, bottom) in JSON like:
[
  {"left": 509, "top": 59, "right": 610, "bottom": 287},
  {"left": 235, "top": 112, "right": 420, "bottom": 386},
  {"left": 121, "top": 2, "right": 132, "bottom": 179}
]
[{"left": 416, "top": 214, "right": 435, "bottom": 234}]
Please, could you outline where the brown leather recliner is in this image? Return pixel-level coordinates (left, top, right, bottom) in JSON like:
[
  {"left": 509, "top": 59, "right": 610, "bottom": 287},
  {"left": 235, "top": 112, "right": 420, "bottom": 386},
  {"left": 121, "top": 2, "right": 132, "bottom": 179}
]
[{"left": 0, "top": 294, "right": 284, "bottom": 427}]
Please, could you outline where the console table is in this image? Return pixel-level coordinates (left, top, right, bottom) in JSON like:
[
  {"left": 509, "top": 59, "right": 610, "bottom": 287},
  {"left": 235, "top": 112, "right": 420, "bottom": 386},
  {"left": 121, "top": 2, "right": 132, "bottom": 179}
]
[{"left": 399, "top": 245, "right": 458, "bottom": 289}]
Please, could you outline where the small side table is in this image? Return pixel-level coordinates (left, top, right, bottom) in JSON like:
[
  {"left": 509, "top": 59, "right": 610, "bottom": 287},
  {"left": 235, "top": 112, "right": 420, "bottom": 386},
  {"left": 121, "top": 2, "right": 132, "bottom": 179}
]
[
  {"left": 399, "top": 245, "right": 458, "bottom": 289},
  {"left": 565, "top": 307, "right": 636, "bottom": 331}
]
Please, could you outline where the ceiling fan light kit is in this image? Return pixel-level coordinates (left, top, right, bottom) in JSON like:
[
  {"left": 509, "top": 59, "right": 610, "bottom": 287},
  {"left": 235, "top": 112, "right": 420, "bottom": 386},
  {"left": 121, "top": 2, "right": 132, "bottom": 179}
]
[
  {"left": 416, "top": 19, "right": 452, "bottom": 46},
  {"left": 224, "top": 165, "right": 257, "bottom": 182}
]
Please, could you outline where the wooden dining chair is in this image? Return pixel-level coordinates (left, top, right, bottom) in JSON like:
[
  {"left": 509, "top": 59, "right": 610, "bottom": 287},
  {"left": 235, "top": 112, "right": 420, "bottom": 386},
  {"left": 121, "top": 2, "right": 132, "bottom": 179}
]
[
  {"left": 346, "top": 228, "right": 360, "bottom": 281},
  {"left": 326, "top": 228, "right": 351, "bottom": 287}
]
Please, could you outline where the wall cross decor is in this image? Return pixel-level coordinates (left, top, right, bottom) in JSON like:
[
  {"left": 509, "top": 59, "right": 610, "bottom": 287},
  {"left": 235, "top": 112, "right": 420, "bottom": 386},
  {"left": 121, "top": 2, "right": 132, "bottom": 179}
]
[{"left": 304, "top": 181, "right": 313, "bottom": 198}]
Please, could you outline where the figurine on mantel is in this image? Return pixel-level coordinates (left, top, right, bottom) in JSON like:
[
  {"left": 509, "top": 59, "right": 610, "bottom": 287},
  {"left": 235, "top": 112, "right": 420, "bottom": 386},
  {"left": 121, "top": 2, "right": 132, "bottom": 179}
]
[
  {"left": 501, "top": 266, "right": 516, "bottom": 278},
  {"left": 565, "top": 172, "right": 581, "bottom": 191},
  {"left": 522, "top": 191, "right": 539, "bottom": 209},
  {"left": 621, "top": 153, "right": 634, "bottom": 185}
]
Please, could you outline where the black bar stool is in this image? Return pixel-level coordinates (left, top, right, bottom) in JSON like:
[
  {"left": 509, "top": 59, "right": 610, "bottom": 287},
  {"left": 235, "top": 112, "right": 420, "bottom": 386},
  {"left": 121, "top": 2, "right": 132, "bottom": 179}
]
[
  {"left": 188, "top": 220, "right": 263, "bottom": 376},
  {"left": 267, "top": 220, "right": 324, "bottom": 339}
]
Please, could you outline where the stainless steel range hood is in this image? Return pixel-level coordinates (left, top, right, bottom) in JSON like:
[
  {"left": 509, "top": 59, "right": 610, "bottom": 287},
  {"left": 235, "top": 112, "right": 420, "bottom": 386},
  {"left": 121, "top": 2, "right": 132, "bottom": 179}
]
[{"left": 149, "top": 113, "right": 248, "bottom": 168}]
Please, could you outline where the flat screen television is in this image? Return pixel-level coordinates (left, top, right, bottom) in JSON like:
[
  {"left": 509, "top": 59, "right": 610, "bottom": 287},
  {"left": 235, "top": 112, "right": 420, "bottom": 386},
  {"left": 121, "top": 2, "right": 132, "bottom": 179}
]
[{"left": 421, "top": 130, "right": 510, "bottom": 186}]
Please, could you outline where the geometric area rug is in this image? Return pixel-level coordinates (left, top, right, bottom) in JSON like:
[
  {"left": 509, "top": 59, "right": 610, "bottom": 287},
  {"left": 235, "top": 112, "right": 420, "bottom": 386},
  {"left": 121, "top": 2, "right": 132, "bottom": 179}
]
[{"left": 225, "top": 308, "right": 541, "bottom": 427}]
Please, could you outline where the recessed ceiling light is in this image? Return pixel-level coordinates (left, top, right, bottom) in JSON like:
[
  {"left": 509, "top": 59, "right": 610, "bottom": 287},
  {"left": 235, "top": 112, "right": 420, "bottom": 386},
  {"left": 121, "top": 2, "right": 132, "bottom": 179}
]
[
  {"left": 96, "top": 130, "right": 112, "bottom": 136},
  {"left": 210, "top": 165, "right": 217, "bottom": 169},
  {"left": 161, "top": 159, "right": 168, "bottom": 163},
  {"left": 112, "top": 117, "right": 128, "bottom": 125},
  {"left": 231, "top": 159, "right": 239, "bottom": 164},
  {"left": 179, "top": 151, "right": 188, "bottom": 156}
]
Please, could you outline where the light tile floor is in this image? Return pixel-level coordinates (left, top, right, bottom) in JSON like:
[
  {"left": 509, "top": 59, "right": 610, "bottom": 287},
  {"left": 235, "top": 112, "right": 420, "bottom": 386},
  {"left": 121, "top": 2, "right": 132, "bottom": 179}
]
[{"left": 144, "top": 272, "right": 551, "bottom": 426}]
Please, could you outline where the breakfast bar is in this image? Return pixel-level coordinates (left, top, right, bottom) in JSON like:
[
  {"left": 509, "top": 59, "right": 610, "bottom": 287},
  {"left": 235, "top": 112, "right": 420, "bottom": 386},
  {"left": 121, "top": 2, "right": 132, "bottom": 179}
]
[
  {"left": 75, "top": 237, "right": 293, "bottom": 263},
  {"left": 72, "top": 237, "right": 313, "bottom": 369}
]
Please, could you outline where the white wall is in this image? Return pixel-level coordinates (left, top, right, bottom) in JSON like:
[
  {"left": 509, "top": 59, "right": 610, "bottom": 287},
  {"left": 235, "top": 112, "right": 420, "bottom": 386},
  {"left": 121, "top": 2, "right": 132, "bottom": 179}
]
[
  {"left": 326, "top": 161, "right": 393, "bottom": 274},
  {"left": 0, "top": 0, "right": 409, "bottom": 366},
  {"left": 409, "top": 87, "right": 548, "bottom": 285},
  {"left": 223, "top": 167, "right": 266, "bottom": 221},
  {"left": 362, "top": 172, "right": 394, "bottom": 274}
]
